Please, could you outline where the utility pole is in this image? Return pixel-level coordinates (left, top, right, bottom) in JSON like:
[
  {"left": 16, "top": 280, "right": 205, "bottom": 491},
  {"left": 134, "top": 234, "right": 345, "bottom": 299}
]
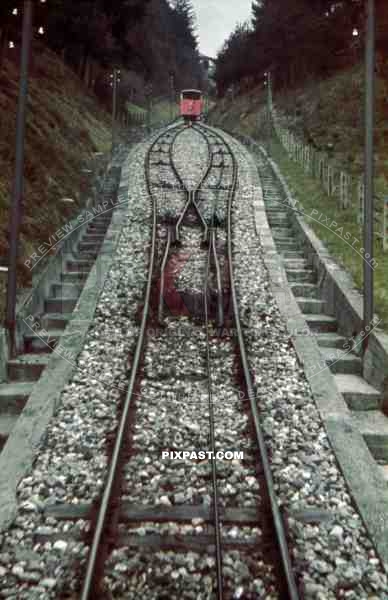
[
  {"left": 363, "top": 0, "right": 375, "bottom": 350},
  {"left": 169, "top": 71, "right": 175, "bottom": 122},
  {"left": 110, "top": 68, "right": 120, "bottom": 156},
  {"left": 6, "top": 0, "right": 33, "bottom": 357},
  {"left": 265, "top": 71, "right": 272, "bottom": 153},
  {"left": 146, "top": 82, "right": 153, "bottom": 134}
]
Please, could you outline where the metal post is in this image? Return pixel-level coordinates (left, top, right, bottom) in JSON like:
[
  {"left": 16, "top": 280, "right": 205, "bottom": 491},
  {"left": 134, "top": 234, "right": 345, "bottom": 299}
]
[
  {"left": 6, "top": 0, "right": 33, "bottom": 357},
  {"left": 111, "top": 69, "right": 118, "bottom": 155},
  {"left": 364, "top": 0, "right": 375, "bottom": 348},
  {"left": 265, "top": 72, "right": 272, "bottom": 153},
  {"left": 169, "top": 71, "right": 175, "bottom": 122},
  {"left": 146, "top": 83, "right": 152, "bottom": 134}
]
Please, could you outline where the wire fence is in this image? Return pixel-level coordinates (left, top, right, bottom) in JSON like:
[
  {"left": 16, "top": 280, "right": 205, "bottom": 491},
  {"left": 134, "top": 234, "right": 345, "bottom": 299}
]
[{"left": 270, "top": 107, "right": 388, "bottom": 252}]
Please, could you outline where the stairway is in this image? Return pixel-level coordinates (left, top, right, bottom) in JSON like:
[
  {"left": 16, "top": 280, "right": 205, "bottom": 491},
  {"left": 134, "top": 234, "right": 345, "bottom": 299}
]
[
  {"left": 257, "top": 156, "right": 388, "bottom": 474},
  {"left": 0, "top": 172, "right": 120, "bottom": 452}
]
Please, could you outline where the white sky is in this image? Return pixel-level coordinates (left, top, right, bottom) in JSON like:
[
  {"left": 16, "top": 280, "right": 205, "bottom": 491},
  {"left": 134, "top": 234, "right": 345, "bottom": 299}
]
[{"left": 191, "top": 0, "right": 253, "bottom": 58}]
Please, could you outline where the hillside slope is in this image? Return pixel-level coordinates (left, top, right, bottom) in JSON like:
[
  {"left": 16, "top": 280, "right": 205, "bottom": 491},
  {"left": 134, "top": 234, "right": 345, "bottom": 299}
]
[
  {"left": 210, "top": 64, "right": 388, "bottom": 329},
  {"left": 212, "top": 64, "right": 388, "bottom": 183},
  {"left": 0, "top": 44, "right": 112, "bottom": 295}
]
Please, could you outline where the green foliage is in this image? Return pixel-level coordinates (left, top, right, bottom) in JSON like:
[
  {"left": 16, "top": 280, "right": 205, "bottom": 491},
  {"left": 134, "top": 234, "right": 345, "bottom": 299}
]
[
  {"left": 39, "top": 0, "right": 203, "bottom": 101},
  {"left": 0, "top": 46, "right": 111, "bottom": 320},
  {"left": 216, "top": 23, "right": 257, "bottom": 96},
  {"left": 44, "top": 0, "right": 149, "bottom": 67},
  {"left": 215, "top": 0, "right": 364, "bottom": 95}
]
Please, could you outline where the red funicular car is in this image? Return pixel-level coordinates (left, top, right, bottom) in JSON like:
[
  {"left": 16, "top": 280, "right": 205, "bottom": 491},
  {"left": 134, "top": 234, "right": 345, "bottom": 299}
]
[{"left": 180, "top": 89, "right": 203, "bottom": 122}]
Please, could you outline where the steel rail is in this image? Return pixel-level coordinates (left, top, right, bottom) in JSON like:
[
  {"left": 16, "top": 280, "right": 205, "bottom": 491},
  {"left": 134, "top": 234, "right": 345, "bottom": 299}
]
[
  {"left": 203, "top": 233, "right": 224, "bottom": 600},
  {"left": 200, "top": 125, "right": 236, "bottom": 600},
  {"left": 153, "top": 124, "right": 188, "bottom": 323},
  {"left": 197, "top": 123, "right": 300, "bottom": 600},
  {"left": 158, "top": 226, "right": 172, "bottom": 324},
  {"left": 175, "top": 190, "right": 209, "bottom": 242},
  {"left": 79, "top": 122, "right": 185, "bottom": 600},
  {"left": 173, "top": 122, "right": 214, "bottom": 241},
  {"left": 210, "top": 228, "right": 224, "bottom": 328},
  {"left": 192, "top": 124, "right": 226, "bottom": 196}
]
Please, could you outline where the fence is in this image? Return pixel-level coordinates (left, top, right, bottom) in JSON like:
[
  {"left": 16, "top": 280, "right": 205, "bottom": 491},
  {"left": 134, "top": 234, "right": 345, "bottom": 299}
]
[{"left": 271, "top": 107, "right": 388, "bottom": 251}]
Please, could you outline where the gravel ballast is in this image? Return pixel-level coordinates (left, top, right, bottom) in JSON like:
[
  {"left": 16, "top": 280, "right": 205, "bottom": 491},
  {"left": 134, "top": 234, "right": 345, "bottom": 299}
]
[
  {"left": 0, "top": 137, "right": 153, "bottom": 598},
  {"left": 218, "top": 127, "right": 388, "bottom": 600},
  {"left": 0, "top": 125, "right": 386, "bottom": 600}
]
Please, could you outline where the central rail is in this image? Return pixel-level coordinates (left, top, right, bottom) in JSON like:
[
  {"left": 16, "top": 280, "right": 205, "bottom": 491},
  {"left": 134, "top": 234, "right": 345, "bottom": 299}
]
[
  {"left": 80, "top": 120, "right": 300, "bottom": 600},
  {"left": 197, "top": 123, "right": 300, "bottom": 600},
  {"left": 80, "top": 122, "right": 185, "bottom": 600}
]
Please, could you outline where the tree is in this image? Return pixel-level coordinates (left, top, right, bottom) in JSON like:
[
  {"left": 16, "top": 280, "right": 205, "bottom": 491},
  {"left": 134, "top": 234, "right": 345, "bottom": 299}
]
[{"left": 215, "top": 0, "right": 365, "bottom": 96}]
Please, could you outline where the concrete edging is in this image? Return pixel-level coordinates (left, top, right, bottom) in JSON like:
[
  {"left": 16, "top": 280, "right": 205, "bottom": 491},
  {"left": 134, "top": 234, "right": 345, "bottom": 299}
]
[
  {"left": 263, "top": 147, "right": 388, "bottom": 398},
  {"left": 0, "top": 328, "right": 7, "bottom": 383},
  {"left": 0, "top": 151, "right": 133, "bottom": 533},
  {"left": 247, "top": 141, "right": 388, "bottom": 569}
]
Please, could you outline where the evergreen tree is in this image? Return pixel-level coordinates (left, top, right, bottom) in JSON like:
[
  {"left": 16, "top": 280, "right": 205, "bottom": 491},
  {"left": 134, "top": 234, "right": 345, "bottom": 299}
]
[{"left": 215, "top": 0, "right": 364, "bottom": 95}]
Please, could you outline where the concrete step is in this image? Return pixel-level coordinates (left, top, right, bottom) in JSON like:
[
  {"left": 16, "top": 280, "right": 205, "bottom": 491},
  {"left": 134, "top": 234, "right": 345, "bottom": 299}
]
[
  {"left": 77, "top": 250, "right": 98, "bottom": 260},
  {"left": 335, "top": 374, "right": 382, "bottom": 411},
  {"left": 83, "top": 234, "right": 106, "bottom": 243},
  {"left": 279, "top": 251, "right": 305, "bottom": 259},
  {"left": 93, "top": 216, "right": 111, "bottom": 225},
  {"left": 272, "top": 228, "right": 295, "bottom": 238},
  {"left": 51, "top": 283, "right": 82, "bottom": 299},
  {"left": 273, "top": 235, "right": 297, "bottom": 245},
  {"left": 272, "top": 226, "right": 294, "bottom": 236},
  {"left": 285, "top": 269, "right": 316, "bottom": 283},
  {"left": 269, "top": 217, "right": 290, "bottom": 226},
  {"left": 316, "top": 332, "right": 347, "bottom": 349},
  {"left": 87, "top": 225, "right": 108, "bottom": 234},
  {"left": 66, "top": 259, "right": 93, "bottom": 272},
  {"left": 295, "top": 297, "right": 326, "bottom": 314},
  {"left": 264, "top": 198, "right": 283, "bottom": 205},
  {"left": 41, "top": 313, "right": 71, "bottom": 330},
  {"left": 304, "top": 314, "right": 338, "bottom": 332},
  {"left": 93, "top": 215, "right": 111, "bottom": 231},
  {"left": 275, "top": 240, "right": 300, "bottom": 251},
  {"left": 266, "top": 208, "right": 288, "bottom": 216},
  {"left": 86, "top": 231, "right": 107, "bottom": 240},
  {"left": 0, "top": 414, "right": 18, "bottom": 451},
  {"left": 290, "top": 283, "right": 320, "bottom": 299},
  {"left": 267, "top": 207, "right": 288, "bottom": 216},
  {"left": 0, "top": 382, "right": 33, "bottom": 412},
  {"left": 352, "top": 411, "right": 388, "bottom": 461},
  {"left": 79, "top": 243, "right": 114, "bottom": 259},
  {"left": 61, "top": 271, "right": 89, "bottom": 284},
  {"left": 24, "top": 329, "right": 63, "bottom": 353},
  {"left": 283, "top": 258, "right": 309, "bottom": 268},
  {"left": 265, "top": 204, "right": 286, "bottom": 212},
  {"left": 78, "top": 241, "right": 101, "bottom": 252},
  {"left": 7, "top": 354, "right": 50, "bottom": 383},
  {"left": 320, "top": 346, "right": 362, "bottom": 375},
  {"left": 45, "top": 297, "right": 78, "bottom": 314}
]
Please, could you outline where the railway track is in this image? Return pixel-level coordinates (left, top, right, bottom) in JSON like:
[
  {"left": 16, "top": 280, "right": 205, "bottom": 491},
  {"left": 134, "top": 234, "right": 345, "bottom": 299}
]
[
  {"left": 2, "top": 125, "right": 388, "bottom": 600},
  {"left": 46, "top": 122, "right": 297, "bottom": 599},
  {"left": 2, "top": 124, "right": 298, "bottom": 599}
]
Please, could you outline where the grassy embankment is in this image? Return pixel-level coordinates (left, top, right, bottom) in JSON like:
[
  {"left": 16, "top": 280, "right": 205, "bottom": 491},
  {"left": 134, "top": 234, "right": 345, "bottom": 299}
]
[
  {"left": 151, "top": 98, "right": 180, "bottom": 124},
  {"left": 211, "top": 65, "right": 388, "bottom": 330},
  {"left": 0, "top": 45, "right": 114, "bottom": 319}
]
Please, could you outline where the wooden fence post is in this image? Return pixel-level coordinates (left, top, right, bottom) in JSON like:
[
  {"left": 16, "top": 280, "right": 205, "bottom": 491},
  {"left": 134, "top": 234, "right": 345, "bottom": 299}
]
[
  {"left": 326, "top": 164, "right": 334, "bottom": 196},
  {"left": 303, "top": 145, "right": 310, "bottom": 174},
  {"left": 319, "top": 157, "right": 325, "bottom": 185},
  {"left": 311, "top": 149, "right": 316, "bottom": 177},
  {"left": 357, "top": 179, "right": 365, "bottom": 226},
  {"left": 339, "top": 172, "right": 349, "bottom": 208}
]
